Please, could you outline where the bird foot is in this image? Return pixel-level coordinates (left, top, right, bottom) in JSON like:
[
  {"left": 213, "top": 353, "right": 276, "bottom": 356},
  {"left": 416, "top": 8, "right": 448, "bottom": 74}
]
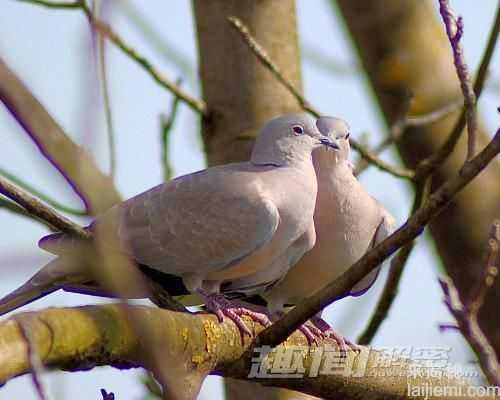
[
  {"left": 310, "top": 316, "right": 360, "bottom": 353},
  {"left": 271, "top": 311, "right": 324, "bottom": 345},
  {"left": 198, "top": 291, "right": 272, "bottom": 337},
  {"left": 298, "top": 322, "right": 324, "bottom": 345}
]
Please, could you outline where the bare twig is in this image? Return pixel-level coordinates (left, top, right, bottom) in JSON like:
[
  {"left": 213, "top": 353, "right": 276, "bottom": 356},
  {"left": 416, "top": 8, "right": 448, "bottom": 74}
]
[
  {"left": 468, "top": 221, "right": 500, "bottom": 316},
  {"left": 228, "top": 16, "right": 319, "bottom": 116},
  {"left": 354, "top": 100, "right": 463, "bottom": 175},
  {"left": 16, "top": 0, "right": 80, "bottom": 8},
  {"left": 438, "top": 0, "right": 477, "bottom": 161},
  {"left": 118, "top": 0, "right": 195, "bottom": 81},
  {"left": 415, "top": 4, "right": 500, "bottom": 179},
  {"left": 357, "top": 177, "right": 432, "bottom": 344},
  {"left": 256, "top": 128, "right": 500, "bottom": 348},
  {"left": 438, "top": 221, "right": 500, "bottom": 386},
  {"left": 94, "top": 4, "right": 117, "bottom": 178},
  {"left": 0, "top": 167, "right": 87, "bottom": 216},
  {"left": 15, "top": 0, "right": 208, "bottom": 116},
  {"left": 0, "top": 197, "right": 58, "bottom": 231},
  {"left": 358, "top": 4, "right": 499, "bottom": 180},
  {"left": 439, "top": 277, "right": 499, "bottom": 386},
  {"left": 0, "top": 198, "right": 36, "bottom": 220},
  {"left": 405, "top": 100, "right": 463, "bottom": 127},
  {"left": 14, "top": 318, "right": 49, "bottom": 400},
  {"left": 81, "top": 8, "right": 208, "bottom": 117},
  {"left": 160, "top": 80, "right": 182, "bottom": 181},
  {"left": 350, "top": 140, "right": 415, "bottom": 179},
  {"left": 229, "top": 16, "right": 414, "bottom": 180},
  {"left": 0, "top": 175, "right": 89, "bottom": 238}
]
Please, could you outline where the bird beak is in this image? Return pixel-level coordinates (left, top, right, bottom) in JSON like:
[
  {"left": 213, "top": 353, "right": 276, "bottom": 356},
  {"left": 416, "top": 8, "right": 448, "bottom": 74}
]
[{"left": 319, "top": 137, "right": 340, "bottom": 150}]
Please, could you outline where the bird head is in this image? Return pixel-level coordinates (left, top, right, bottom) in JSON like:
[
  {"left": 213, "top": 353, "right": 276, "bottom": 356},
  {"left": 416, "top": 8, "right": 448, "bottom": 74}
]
[
  {"left": 314, "top": 116, "right": 351, "bottom": 165},
  {"left": 251, "top": 113, "right": 339, "bottom": 166}
]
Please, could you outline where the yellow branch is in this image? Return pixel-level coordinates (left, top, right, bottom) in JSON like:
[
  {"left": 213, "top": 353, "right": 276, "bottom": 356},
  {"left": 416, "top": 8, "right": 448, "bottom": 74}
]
[{"left": 0, "top": 305, "right": 487, "bottom": 400}]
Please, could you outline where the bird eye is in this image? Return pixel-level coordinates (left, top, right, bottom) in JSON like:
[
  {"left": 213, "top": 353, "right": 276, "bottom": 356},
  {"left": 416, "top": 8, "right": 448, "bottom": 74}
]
[
  {"left": 292, "top": 125, "right": 304, "bottom": 135},
  {"left": 345, "top": 132, "right": 350, "bottom": 140}
]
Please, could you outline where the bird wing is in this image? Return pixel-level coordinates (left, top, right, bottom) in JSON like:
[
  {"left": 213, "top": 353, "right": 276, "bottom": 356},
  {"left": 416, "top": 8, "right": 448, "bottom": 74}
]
[{"left": 103, "top": 166, "right": 281, "bottom": 277}]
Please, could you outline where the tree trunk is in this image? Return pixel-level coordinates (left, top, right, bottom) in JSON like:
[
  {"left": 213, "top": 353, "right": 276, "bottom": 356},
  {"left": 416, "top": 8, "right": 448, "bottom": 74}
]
[
  {"left": 193, "top": 0, "right": 303, "bottom": 165},
  {"left": 193, "top": 1, "right": 318, "bottom": 398},
  {"left": 335, "top": 0, "right": 500, "bottom": 352}
]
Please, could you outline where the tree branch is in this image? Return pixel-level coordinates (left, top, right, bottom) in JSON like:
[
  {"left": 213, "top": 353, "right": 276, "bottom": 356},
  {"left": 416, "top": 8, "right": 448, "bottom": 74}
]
[
  {"left": 414, "top": 4, "right": 500, "bottom": 180},
  {"left": 0, "top": 57, "right": 121, "bottom": 214},
  {"left": 16, "top": 0, "right": 80, "bottom": 8},
  {"left": 354, "top": 100, "right": 463, "bottom": 175},
  {"left": 439, "top": 220, "right": 500, "bottom": 386},
  {"left": 0, "top": 167, "right": 87, "bottom": 216},
  {"left": 0, "top": 197, "right": 57, "bottom": 231},
  {"left": 94, "top": 3, "right": 117, "bottom": 179},
  {"left": 350, "top": 140, "right": 415, "bottom": 179},
  {"left": 0, "top": 174, "right": 89, "bottom": 238},
  {"left": 0, "top": 305, "right": 488, "bottom": 400},
  {"left": 160, "top": 80, "right": 182, "bottom": 181},
  {"left": 438, "top": 0, "right": 477, "bottom": 161}
]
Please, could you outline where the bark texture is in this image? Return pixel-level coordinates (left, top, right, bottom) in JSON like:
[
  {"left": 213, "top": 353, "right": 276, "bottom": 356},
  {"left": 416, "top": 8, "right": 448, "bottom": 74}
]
[
  {"left": 193, "top": 0, "right": 303, "bottom": 165},
  {"left": 336, "top": 0, "right": 500, "bottom": 351}
]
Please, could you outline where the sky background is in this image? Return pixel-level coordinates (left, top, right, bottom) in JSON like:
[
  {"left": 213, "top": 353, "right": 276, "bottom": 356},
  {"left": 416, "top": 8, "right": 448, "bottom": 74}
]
[{"left": 0, "top": 0, "right": 498, "bottom": 399}]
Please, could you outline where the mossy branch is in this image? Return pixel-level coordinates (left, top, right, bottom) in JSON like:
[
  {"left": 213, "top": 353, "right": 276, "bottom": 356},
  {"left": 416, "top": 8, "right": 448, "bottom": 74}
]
[{"left": 0, "top": 305, "right": 487, "bottom": 400}]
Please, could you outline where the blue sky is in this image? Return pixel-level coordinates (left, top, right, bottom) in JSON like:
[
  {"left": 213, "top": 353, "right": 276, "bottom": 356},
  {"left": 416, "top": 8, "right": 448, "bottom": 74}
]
[{"left": 0, "top": 1, "right": 498, "bottom": 398}]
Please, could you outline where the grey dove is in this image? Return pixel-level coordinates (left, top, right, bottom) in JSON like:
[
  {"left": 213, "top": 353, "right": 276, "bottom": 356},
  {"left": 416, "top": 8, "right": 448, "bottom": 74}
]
[
  {"left": 0, "top": 113, "right": 339, "bottom": 335},
  {"left": 227, "top": 117, "right": 395, "bottom": 343}
]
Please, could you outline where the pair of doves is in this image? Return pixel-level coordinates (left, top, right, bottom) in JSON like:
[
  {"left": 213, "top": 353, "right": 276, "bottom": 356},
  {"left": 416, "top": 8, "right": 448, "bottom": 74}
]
[{"left": 0, "top": 114, "right": 394, "bottom": 344}]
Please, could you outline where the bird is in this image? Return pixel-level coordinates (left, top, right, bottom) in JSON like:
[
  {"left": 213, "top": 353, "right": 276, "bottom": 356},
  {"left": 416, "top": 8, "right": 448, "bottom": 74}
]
[
  {"left": 225, "top": 117, "right": 395, "bottom": 346},
  {"left": 0, "top": 113, "right": 341, "bottom": 337}
]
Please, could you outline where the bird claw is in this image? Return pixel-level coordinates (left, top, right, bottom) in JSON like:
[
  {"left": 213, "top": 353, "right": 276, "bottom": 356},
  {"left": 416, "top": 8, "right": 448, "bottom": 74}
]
[
  {"left": 200, "top": 292, "right": 272, "bottom": 338},
  {"left": 298, "top": 323, "right": 323, "bottom": 345},
  {"left": 310, "top": 316, "right": 360, "bottom": 353}
]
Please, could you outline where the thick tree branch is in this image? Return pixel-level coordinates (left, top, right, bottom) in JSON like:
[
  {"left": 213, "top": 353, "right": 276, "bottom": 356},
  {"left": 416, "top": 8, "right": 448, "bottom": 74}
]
[
  {"left": 256, "top": 128, "right": 500, "bottom": 348},
  {"left": 0, "top": 305, "right": 487, "bottom": 400},
  {"left": 0, "top": 57, "right": 121, "bottom": 214},
  {"left": 0, "top": 167, "right": 87, "bottom": 216},
  {"left": 0, "top": 197, "right": 57, "bottom": 231},
  {"left": 0, "top": 175, "right": 89, "bottom": 238}
]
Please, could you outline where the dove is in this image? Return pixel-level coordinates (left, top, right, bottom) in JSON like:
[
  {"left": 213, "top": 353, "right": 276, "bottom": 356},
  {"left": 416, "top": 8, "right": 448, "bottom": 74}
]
[
  {"left": 226, "top": 117, "right": 395, "bottom": 345},
  {"left": 0, "top": 113, "right": 339, "bottom": 336}
]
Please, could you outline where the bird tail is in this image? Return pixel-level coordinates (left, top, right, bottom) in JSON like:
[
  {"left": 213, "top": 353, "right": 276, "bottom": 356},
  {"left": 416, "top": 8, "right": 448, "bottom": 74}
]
[{"left": 0, "top": 258, "right": 72, "bottom": 317}]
